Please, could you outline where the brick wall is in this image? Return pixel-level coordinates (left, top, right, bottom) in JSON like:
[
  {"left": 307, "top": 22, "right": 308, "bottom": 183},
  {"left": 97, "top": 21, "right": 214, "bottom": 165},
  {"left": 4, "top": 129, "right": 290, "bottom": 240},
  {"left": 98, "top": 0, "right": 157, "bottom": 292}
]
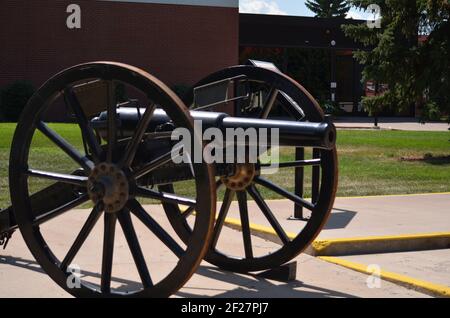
[{"left": 0, "top": 0, "right": 239, "bottom": 89}]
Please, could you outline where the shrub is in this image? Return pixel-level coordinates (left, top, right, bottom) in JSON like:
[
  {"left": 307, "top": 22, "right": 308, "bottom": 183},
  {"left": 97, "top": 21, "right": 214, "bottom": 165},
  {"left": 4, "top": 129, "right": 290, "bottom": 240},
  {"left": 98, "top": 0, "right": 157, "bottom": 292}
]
[
  {"left": 321, "top": 100, "right": 335, "bottom": 115},
  {"left": 0, "top": 81, "right": 35, "bottom": 122},
  {"left": 421, "top": 101, "right": 441, "bottom": 122},
  {"left": 320, "top": 100, "right": 344, "bottom": 116}
]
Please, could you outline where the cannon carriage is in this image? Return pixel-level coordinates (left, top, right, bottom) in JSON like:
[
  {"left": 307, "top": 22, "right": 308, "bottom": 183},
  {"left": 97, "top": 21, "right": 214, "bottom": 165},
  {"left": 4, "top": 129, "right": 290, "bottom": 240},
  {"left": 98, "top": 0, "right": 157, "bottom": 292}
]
[{"left": 0, "top": 61, "right": 338, "bottom": 297}]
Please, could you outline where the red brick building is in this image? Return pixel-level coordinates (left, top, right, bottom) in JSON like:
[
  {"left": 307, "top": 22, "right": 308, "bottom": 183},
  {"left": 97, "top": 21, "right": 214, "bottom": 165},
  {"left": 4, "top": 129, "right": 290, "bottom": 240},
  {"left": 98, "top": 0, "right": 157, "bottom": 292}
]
[
  {"left": 0, "top": 0, "right": 239, "bottom": 88},
  {"left": 0, "top": 2, "right": 421, "bottom": 117}
]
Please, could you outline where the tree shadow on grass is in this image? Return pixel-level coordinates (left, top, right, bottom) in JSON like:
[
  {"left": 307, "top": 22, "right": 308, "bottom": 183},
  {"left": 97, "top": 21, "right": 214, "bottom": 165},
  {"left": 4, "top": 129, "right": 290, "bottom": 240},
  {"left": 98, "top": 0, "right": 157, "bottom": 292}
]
[{"left": 400, "top": 154, "right": 450, "bottom": 166}]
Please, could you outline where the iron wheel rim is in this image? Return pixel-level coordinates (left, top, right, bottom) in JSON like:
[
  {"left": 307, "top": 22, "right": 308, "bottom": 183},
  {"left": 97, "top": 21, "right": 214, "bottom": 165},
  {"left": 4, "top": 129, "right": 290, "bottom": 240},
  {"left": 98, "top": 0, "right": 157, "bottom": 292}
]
[
  {"left": 162, "top": 65, "right": 338, "bottom": 273},
  {"left": 9, "top": 62, "right": 216, "bottom": 297}
]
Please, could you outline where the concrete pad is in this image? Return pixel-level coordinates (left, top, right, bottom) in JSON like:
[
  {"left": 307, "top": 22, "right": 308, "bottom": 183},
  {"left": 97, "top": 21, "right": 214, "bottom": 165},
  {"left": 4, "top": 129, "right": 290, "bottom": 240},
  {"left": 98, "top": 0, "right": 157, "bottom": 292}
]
[
  {"left": 339, "top": 249, "right": 450, "bottom": 289},
  {"left": 224, "top": 193, "right": 450, "bottom": 239},
  {"left": 0, "top": 205, "right": 430, "bottom": 298},
  {"left": 180, "top": 253, "right": 430, "bottom": 298},
  {"left": 219, "top": 193, "right": 449, "bottom": 296}
]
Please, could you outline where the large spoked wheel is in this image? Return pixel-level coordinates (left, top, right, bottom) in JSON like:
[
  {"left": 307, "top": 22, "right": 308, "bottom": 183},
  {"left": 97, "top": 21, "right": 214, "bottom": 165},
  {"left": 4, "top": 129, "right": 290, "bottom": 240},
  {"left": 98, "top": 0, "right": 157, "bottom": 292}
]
[
  {"left": 162, "top": 66, "right": 338, "bottom": 273},
  {"left": 9, "top": 62, "right": 215, "bottom": 297}
]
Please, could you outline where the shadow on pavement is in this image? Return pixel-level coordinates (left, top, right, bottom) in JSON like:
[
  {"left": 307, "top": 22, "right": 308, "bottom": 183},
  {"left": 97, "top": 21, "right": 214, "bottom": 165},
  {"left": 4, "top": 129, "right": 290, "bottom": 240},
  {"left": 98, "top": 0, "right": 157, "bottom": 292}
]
[
  {"left": 176, "top": 266, "right": 357, "bottom": 298},
  {"left": 323, "top": 208, "right": 358, "bottom": 230},
  {"left": 0, "top": 254, "right": 141, "bottom": 293},
  {"left": 1, "top": 255, "right": 357, "bottom": 298}
]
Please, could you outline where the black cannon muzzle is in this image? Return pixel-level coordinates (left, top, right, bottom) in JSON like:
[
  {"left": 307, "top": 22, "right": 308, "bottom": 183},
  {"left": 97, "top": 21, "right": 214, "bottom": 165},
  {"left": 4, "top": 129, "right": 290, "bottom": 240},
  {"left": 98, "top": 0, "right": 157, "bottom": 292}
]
[{"left": 221, "top": 117, "right": 336, "bottom": 149}]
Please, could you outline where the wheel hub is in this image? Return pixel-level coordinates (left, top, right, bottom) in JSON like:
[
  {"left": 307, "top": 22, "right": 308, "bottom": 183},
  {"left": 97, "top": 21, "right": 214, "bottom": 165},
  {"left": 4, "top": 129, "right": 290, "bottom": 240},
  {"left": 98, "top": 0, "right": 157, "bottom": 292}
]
[
  {"left": 221, "top": 164, "right": 256, "bottom": 191},
  {"left": 88, "top": 163, "right": 129, "bottom": 213}
]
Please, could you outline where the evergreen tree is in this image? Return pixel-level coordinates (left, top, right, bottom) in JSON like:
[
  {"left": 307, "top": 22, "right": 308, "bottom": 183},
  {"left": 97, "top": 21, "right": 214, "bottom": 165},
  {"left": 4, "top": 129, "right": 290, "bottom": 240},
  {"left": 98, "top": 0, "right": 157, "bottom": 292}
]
[
  {"left": 306, "top": 0, "right": 351, "bottom": 18},
  {"left": 342, "top": 0, "right": 450, "bottom": 119}
]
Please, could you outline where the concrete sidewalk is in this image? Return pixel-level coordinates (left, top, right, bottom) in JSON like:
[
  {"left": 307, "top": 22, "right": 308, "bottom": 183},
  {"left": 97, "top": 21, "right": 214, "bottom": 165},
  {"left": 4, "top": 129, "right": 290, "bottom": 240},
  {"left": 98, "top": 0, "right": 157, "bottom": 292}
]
[
  {"left": 223, "top": 193, "right": 450, "bottom": 296},
  {"left": 334, "top": 117, "right": 449, "bottom": 131},
  {"left": 340, "top": 249, "right": 450, "bottom": 289},
  {"left": 0, "top": 206, "right": 429, "bottom": 298},
  {"left": 224, "top": 193, "right": 450, "bottom": 240},
  {"left": 1, "top": 193, "right": 448, "bottom": 298}
]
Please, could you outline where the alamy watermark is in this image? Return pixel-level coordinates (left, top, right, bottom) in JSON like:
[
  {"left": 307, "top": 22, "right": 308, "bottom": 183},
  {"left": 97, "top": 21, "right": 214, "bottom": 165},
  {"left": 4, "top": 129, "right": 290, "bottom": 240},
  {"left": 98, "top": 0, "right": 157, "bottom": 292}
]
[
  {"left": 66, "top": 264, "right": 82, "bottom": 289},
  {"left": 366, "top": 264, "right": 382, "bottom": 289},
  {"left": 367, "top": 4, "right": 382, "bottom": 29},
  {"left": 66, "top": 4, "right": 81, "bottom": 29},
  {"left": 171, "top": 121, "right": 280, "bottom": 172}
]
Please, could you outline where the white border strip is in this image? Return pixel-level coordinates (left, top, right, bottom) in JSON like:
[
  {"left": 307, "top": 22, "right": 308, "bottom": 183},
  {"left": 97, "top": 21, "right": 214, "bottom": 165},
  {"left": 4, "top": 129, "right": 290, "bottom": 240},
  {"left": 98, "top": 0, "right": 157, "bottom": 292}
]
[{"left": 100, "top": 0, "right": 239, "bottom": 8}]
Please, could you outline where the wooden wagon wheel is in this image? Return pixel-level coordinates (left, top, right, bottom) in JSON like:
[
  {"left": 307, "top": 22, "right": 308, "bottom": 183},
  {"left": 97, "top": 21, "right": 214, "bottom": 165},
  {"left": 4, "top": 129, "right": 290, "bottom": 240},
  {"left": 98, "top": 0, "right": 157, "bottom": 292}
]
[
  {"left": 9, "top": 62, "right": 216, "bottom": 297},
  {"left": 161, "top": 66, "right": 338, "bottom": 273}
]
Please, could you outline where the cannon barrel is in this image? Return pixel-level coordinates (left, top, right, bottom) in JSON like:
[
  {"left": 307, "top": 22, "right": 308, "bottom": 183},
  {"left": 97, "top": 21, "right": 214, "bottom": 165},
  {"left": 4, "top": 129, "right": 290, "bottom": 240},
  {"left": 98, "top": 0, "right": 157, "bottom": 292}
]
[
  {"left": 221, "top": 117, "right": 336, "bottom": 149},
  {"left": 93, "top": 108, "right": 336, "bottom": 150}
]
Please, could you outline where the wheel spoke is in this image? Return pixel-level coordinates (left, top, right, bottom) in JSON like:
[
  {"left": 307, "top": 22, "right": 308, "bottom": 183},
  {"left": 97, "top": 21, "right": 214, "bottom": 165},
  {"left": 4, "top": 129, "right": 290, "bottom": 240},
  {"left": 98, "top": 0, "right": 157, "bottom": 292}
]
[
  {"left": 101, "top": 213, "right": 117, "bottom": 293},
  {"left": 247, "top": 185, "right": 290, "bottom": 245},
  {"left": 255, "top": 177, "right": 315, "bottom": 211},
  {"left": 260, "top": 159, "right": 321, "bottom": 169},
  {"left": 260, "top": 87, "right": 279, "bottom": 119},
  {"left": 144, "top": 131, "right": 173, "bottom": 140},
  {"left": 106, "top": 81, "right": 117, "bottom": 163},
  {"left": 133, "top": 145, "right": 183, "bottom": 179},
  {"left": 118, "top": 210, "right": 153, "bottom": 288},
  {"left": 34, "top": 194, "right": 90, "bottom": 226},
  {"left": 60, "top": 205, "right": 103, "bottom": 271},
  {"left": 64, "top": 87, "right": 102, "bottom": 162},
  {"left": 37, "top": 121, "right": 94, "bottom": 171},
  {"left": 135, "top": 187, "right": 196, "bottom": 208},
  {"left": 120, "top": 104, "right": 156, "bottom": 168},
  {"left": 27, "top": 169, "right": 88, "bottom": 187},
  {"left": 128, "top": 199, "right": 185, "bottom": 258},
  {"left": 237, "top": 191, "right": 253, "bottom": 259},
  {"left": 181, "top": 206, "right": 196, "bottom": 218},
  {"left": 181, "top": 179, "right": 222, "bottom": 219},
  {"left": 211, "top": 189, "right": 235, "bottom": 249}
]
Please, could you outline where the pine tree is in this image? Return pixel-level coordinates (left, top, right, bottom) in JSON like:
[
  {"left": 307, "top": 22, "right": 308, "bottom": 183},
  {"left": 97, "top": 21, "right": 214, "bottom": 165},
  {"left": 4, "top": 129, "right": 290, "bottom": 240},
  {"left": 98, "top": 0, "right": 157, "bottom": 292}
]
[
  {"left": 306, "top": 0, "right": 351, "bottom": 18},
  {"left": 342, "top": 0, "right": 450, "bottom": 119}
]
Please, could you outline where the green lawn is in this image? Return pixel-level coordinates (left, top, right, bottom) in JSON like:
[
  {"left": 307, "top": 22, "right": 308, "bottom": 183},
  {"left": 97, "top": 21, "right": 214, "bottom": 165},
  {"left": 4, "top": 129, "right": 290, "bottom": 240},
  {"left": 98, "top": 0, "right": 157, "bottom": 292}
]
[
  {"left": 327, "top": 130, "right": 449, "bottom": 196},
  {"left": 0, "top": 123, "right": 449, "bottom": 208}
]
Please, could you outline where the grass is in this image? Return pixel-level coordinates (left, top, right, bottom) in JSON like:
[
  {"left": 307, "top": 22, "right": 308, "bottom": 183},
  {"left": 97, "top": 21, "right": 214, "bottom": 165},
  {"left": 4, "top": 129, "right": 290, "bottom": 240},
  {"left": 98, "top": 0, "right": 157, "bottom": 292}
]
[
  {"left": 0, "top": 123, "right": 449, "bottom": 208},
  {"left": 0, "top": 123, "right": 84, "bottom": 208},
  {"left": 333, "top": 130, "right": 450, "bottom": 197}
]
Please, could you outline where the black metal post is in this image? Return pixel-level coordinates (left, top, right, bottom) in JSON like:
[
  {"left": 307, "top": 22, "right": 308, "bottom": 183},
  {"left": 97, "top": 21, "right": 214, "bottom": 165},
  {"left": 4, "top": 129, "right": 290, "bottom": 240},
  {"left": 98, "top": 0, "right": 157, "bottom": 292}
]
[
  {"left": 294, "top": 147, "right": 305, "bottom": 219},
  {"left": 312, "top": 149, "right": 321, "bottom": 204},
  {"left": 330, "top": 43, "right": 337, "bottom": 107}
]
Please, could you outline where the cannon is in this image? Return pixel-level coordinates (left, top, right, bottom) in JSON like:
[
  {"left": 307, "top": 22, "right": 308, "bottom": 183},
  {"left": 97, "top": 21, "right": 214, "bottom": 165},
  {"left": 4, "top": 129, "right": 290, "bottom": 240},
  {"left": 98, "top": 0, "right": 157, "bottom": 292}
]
[{"left": 0, "top": 61, "right": 338, "bottom": 297}]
